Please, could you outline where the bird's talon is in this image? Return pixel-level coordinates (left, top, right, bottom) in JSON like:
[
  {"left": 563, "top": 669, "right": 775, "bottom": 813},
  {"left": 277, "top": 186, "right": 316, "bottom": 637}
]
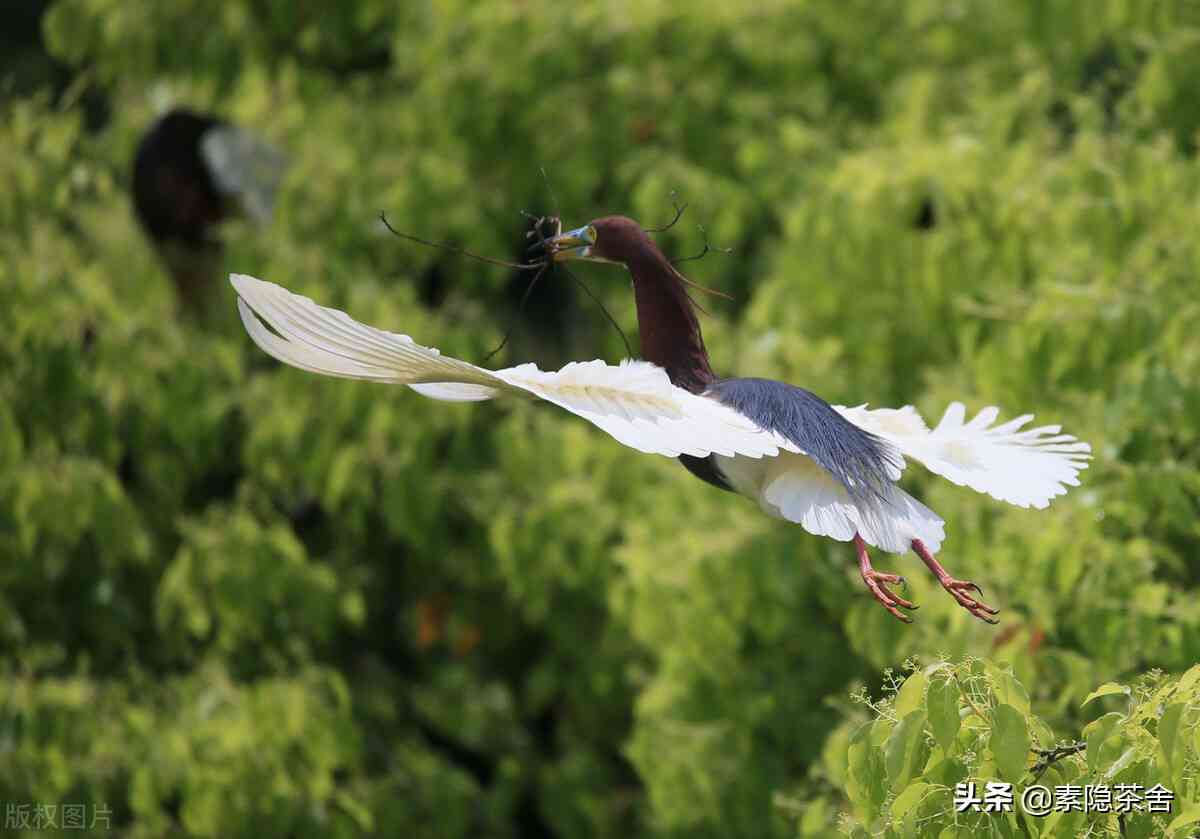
[
  {"left": 910, "top": 540, "right": 1002, "bottom": 625},
  {"left": 943, "top": 578, "right": 999, "bottom": 622},
  {"left": 876, "top": 597, "right": 914, "bottom": 623},
  {"left": 862, "top": 570, "right": 919, "bottom": 616}
]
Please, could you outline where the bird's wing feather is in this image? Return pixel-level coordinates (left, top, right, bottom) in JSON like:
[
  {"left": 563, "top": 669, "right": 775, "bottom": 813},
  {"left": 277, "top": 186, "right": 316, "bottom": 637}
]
[
  {"left": 406, "top": 382, "right": 502, "bottom": 401},
  {"left": 834, "top": 402, "right": 1092, "bottom": 509},
  {"left": 232, "top": 273, "right": 512, "bottom": 393},
  {"left": 493, "top": 360, "right": 796, "bottom": 458},
  {"left": 232, "top": 274, "right": 797, "bottom": 459}
]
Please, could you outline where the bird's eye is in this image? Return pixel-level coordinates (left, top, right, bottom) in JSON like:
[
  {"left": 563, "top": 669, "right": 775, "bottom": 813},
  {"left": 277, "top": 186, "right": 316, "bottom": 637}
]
[{"left": 587, "top": 225, "right": 598, "bottom": 243}]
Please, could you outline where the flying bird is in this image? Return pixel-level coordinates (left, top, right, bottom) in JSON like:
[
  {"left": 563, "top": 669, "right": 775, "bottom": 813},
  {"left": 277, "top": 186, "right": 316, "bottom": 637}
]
[
  {"left": 231, "top": 216, "right": 1091, "bottom": 623},
  {"left": 133, "top": 108, "right": 286, "bottom": 311}
]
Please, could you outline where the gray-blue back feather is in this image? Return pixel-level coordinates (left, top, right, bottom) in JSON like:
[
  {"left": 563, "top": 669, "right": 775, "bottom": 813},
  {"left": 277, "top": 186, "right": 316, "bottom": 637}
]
[{"left": 705, "top": 378, "right": 901, "bottom": 504}]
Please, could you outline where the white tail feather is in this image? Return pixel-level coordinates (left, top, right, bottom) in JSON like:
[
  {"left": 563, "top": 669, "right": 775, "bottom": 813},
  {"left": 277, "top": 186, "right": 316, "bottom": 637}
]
[{"left": 721, "top": 451, "right": 945, "bottom": 553}]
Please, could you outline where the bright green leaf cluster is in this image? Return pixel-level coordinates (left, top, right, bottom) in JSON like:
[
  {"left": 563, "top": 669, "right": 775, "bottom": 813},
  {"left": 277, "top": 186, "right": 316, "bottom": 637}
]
[{"left": 828, "top": 659, "right": 1200, "bottom": 837}]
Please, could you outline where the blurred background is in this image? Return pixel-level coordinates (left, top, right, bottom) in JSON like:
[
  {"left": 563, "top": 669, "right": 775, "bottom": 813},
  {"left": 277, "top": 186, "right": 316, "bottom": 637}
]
[{"left": 2, "top": 1, "right": 1200, "bottom": 837}]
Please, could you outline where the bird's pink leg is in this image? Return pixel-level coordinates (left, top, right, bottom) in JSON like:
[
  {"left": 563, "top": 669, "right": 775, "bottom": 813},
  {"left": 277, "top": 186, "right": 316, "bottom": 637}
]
[
  {"left": 911, "top": 539, "right": 999, "bottom": 624},
  {"left": 855, "top": 533, "right": 917, "bottom": 623}
]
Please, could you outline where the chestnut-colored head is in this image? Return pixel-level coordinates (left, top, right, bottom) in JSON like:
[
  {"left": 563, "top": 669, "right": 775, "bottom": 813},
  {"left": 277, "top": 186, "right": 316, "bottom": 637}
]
[{"left": 547, "top": 215, "right": 659, "bottom": 265}]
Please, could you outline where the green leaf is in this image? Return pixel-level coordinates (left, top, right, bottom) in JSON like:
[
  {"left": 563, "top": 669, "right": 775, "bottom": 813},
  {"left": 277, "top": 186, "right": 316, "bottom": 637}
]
[
  {"left": 886, "top": 710, "right": 929, "bottom": 792},
  {"left": 1159, "top": 703, "right": 1184, "bottom": 770},
  {"left": 987, "top": 665, "right": 1031, "bottom": 715},
  {"left": 1101, "top": 745, "right": 1137, "bottom": 781},
  {"left": 1085, "top": 712, "right": 1123, "bottom": 774},
  {"left": 1169, "top": 804, "right": 1200, "bottom": 834},
  {"left": 922, "top": 757, "right": 966, "bottom": 787},
  {"left": 821, "top": 723, "right": 852, "bottom": 788},
  {"left": 847, "top": 721, "right": 886, "bottom": 822},
  {"left": 1176, "top": 665, "right": 1200, "bottom": 697},
  {"left": 989, "top": 704, "right": 1029, "bottom": 782},
  {"left": 927, "top": 677, "right": 961, "bottom": 754},
  {"left": 870, "top": 716, "right": 896, "bottom": 749},
  {"left": 895, "top": 671, "right": 928, "bottom": 718},
  {"left": 1082, "top": 682, "right": 1130, "bottom": 707},
  {"left": 890, "top": 781, "right": 929, "bottom": 821}
]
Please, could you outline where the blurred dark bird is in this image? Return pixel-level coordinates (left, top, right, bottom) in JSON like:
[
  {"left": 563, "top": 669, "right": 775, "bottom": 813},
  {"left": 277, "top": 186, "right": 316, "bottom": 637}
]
[
  {"left": 230, "top": 216, "right": 1091, "bottom": 624},
  {"left": 133, "top": 108, "right": 285, "bottom": 312}
]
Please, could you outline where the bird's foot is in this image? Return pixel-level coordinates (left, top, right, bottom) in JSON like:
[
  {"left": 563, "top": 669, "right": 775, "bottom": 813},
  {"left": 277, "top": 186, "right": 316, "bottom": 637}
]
[
  {"left": 855, "top": 534, "right": 918, "bottom": 623},
  {"left": 863, "top": 569, "right": 918, "bottom": 623},
  {"left": 940, "top": 578, "right": 1000, "bottom": 624},
  {"left": 911, "top": 539, "right": 1000, "bottom": 624}
]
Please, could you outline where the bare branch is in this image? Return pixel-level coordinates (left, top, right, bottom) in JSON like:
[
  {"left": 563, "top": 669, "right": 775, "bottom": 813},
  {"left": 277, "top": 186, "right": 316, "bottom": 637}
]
[
  {"left": 666, "top": 225, "right": 735, "bottom": 305},
  {"left": 483, "top": 264, "right": 548, "bottom": 362},
  {"left": 1029, "top": 741, "right": 1086, "bottom": 781},
  {"left": 522, "top": 212, "right": 561, "bottom": 256},
  {"left": 561, "top": 265, "right": 636, "bottom": 359},
  {"left": 379, "top": 211, "right": 544, "bottom": 271},
  {"left": 672, "top": 224, "right": 733, "bottom": 266},
  {"left": 539, "top": 167, "right": 561, "bottom": 217},
  {"left": 643, "top": 192, "right": 688, "bottom": 233}
]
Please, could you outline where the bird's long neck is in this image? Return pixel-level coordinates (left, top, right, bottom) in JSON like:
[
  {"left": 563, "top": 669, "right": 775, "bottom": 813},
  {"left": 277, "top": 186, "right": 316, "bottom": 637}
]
[{"left": 626, "top": 247, "right": 716, "bottom": 394}]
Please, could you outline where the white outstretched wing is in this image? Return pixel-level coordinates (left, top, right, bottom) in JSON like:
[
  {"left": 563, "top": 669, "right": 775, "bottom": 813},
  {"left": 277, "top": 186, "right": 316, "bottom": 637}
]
[
  {"left": 835, "top": 402, "right": 1091, "bottom": 509},
  {"left": 231, "top": 274, "right": 798, "bottom": 460}
]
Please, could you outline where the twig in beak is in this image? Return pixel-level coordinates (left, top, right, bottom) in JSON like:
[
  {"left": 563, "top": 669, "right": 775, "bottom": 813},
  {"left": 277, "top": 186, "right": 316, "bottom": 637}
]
[{"left": 522, "top": 212, "right": 561, "bottom": 257}]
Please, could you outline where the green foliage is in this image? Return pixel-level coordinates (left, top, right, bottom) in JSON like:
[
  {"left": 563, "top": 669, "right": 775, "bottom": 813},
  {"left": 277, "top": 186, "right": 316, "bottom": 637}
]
[
  {"left": 2, "top": 0, "right": 1199, "bottom": 836},
  {"left": 834, "top": 659, "right": 1200, "bottom": 838}
]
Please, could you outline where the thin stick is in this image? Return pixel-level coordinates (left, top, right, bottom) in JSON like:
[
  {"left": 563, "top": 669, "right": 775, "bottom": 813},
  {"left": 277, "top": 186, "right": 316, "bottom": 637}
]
[
  {"left": 669, "top": 225, "right": 735, "bottom": 306},
  {"left": 380, "top": 212, "right": 544, "bottom": 271},
  {"left": 1029, "top": 742, "right": 1086, "bottom": 781},
  {"left": 643, "top": 192, "right": 688, "bottom": 233},
  {"left": 483, "top": 264, "right": 547, "bottom": 362},
  {"left": 561, "top": 265, "right": 635, "bottom": 359},
  {"left": 539, "top": 167, "right": 560, "bottom": 217},
  {"left": 673, "top": 224, "right": 733, "bottom": 266}
]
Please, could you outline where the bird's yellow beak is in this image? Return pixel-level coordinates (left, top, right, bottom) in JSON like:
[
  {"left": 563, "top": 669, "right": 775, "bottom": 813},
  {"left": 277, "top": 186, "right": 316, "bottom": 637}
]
[{"left": 547, "top": 225, "right": 596, "bottom": 262}]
